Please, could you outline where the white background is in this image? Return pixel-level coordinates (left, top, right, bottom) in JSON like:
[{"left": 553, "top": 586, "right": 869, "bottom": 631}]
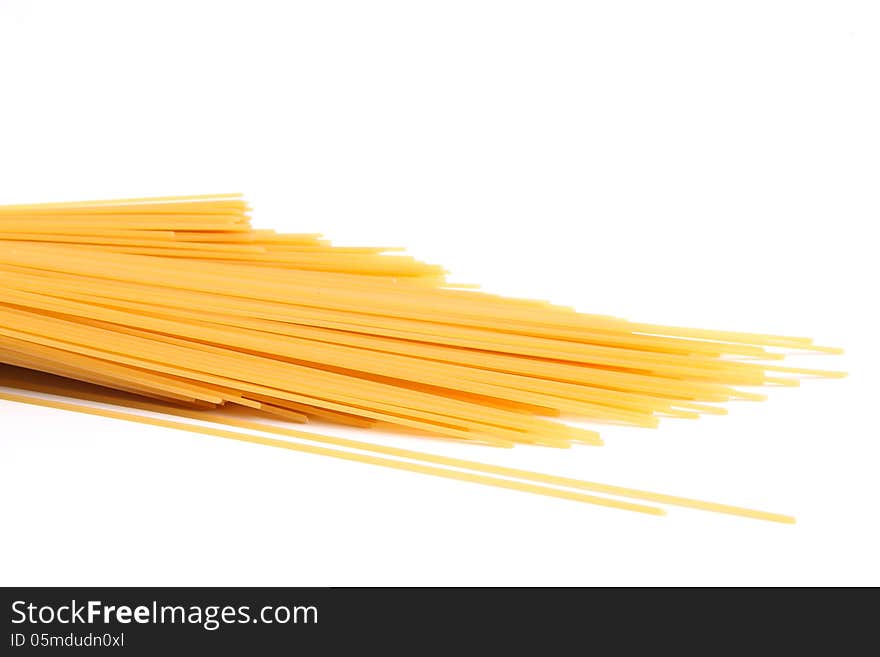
[{"left": 0, "top": 1, "right": 877, "bottom": 586}]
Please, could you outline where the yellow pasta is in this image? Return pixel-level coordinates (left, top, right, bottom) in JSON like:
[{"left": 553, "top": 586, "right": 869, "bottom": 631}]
[{"left": 0, "top": 194, "right": 845, "bottom": 521}]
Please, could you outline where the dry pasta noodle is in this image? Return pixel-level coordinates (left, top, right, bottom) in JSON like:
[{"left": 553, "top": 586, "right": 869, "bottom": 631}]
[{"left": 0, "top": 194, "right": 845, "bottom": 521}]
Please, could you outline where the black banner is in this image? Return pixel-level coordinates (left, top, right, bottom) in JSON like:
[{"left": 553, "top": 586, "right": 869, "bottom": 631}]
[{"left": 0, "top": 587, "right": 863, "bottom": 653}]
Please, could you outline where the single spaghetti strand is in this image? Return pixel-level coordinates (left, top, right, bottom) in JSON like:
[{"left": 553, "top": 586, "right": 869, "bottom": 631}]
[{"left": 0, "top": 193, "right": 244, "bottom": 211}]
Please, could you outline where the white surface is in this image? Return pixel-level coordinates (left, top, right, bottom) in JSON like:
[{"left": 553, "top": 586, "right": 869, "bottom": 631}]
[{"left": 0, "top": 1, "right": 877, "bottom": 586}]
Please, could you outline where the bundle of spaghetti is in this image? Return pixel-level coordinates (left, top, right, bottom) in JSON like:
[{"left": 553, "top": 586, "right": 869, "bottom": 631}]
[
  {"left": 0, "top": 193, "right": 849, "bottom": 521},
  {"left": 0, "top": 194, "right": 844, "bottom": 450}
]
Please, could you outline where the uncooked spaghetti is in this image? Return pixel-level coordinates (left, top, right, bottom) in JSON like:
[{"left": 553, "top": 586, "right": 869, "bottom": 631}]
[{"left": 0, "top": 194, "right": 845, "bottom": 521}]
